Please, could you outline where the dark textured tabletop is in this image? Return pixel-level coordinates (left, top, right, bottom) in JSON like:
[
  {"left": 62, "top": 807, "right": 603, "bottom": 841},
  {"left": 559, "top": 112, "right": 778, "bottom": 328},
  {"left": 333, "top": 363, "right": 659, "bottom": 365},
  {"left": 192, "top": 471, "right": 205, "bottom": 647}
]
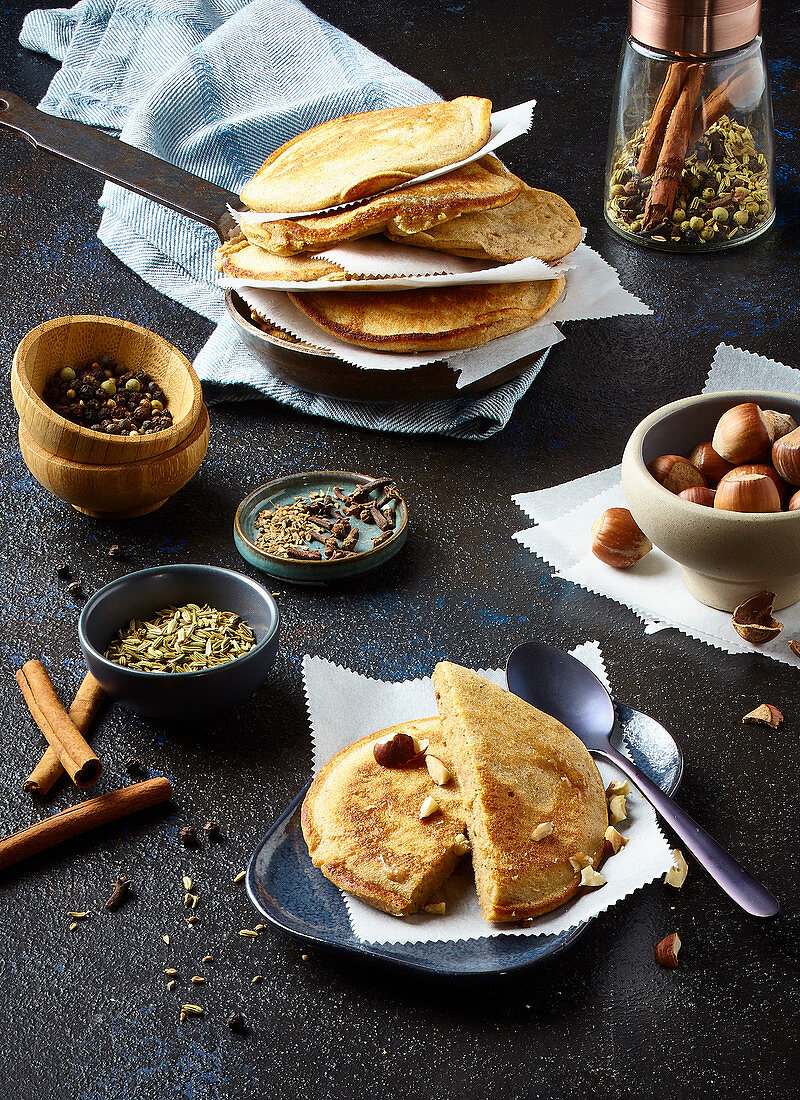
[{"left": 0, "top": 2, "right": 798, "bottom": 1098}]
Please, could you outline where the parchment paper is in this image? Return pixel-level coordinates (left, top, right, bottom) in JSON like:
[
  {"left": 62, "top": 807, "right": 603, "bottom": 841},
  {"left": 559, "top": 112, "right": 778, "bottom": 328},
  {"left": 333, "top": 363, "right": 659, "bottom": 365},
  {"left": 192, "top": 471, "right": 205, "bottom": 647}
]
[{"left": 302, "top": 644, "right": 673, "bottom": 945}]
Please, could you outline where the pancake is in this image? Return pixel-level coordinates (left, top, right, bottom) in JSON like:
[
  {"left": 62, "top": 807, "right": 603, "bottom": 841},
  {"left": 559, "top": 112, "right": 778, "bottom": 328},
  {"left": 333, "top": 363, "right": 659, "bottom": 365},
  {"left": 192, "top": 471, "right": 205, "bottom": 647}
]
[
  {"left": 432, "top": 663, "right": 607, "bottom": 923},
  {"left": 214, "top": 236, "right": 349, "bottom": 282},
  {"left": 287, "top": 279, "right": 565, "bottom": 353},
  {"left": 301, "top": 718, "right": 468, "bottom": 916},
  {"left": 239, "top": 158, "right": 522, "bottom": 256},
  {"left": 386, "top": 179, "right": 582, "bottom": 263},
  {"left": 240, "top": 97, "right": 492, "bottom": 213}
]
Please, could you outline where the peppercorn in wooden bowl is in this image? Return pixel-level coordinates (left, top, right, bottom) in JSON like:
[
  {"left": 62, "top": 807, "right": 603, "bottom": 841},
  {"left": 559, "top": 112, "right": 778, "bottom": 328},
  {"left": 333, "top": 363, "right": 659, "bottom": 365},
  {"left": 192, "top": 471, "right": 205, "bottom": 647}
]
[
  {"left": 11, "top": 315, "right": 203, "bottom": 463},
  {"left": 622, "top": 391, "right": 800, "bottom": 612},
  {"left": 12, "top": 315, "right": 209, "bottom": 518}
]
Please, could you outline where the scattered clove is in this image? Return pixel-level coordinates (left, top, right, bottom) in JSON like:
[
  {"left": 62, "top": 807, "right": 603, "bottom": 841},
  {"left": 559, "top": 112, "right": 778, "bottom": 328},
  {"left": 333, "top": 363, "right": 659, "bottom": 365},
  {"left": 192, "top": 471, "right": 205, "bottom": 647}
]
[
  {"left": 179, "top": 825, "right": 199, "bottom": 848},
  {"left": 108, "top": 545, "right": 124, "bottom": 560},
  {"left": 105, "top": 876, "right": 131, "bottom": 910},
  {"left": 203, "top": 820, "right": 220, "bottom": 839},
  {"left": 124, "top": 756, "right": 145, "bottom": 776},
  {"left": 67, "top": 581, "right": 83, "bottom": 599},
  {"left": 56, "top": 564, "right": 72, "bottom": 579},
  {"left": 226, "top": 1012, "right": 246, "bottom": 1033}
]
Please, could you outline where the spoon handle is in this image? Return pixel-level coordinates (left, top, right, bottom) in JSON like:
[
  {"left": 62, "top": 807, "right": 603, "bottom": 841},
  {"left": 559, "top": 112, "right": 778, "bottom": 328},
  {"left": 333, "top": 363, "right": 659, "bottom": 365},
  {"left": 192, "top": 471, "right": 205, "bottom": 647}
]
[{"left": 598, "top": 745, "right": 779, "bottom": 918}]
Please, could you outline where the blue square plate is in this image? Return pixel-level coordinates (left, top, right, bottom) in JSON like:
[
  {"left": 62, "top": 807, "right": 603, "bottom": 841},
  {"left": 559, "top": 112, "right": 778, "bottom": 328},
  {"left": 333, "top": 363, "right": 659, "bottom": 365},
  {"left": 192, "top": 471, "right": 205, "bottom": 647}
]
[{"left": 246, "top": 702, "right": 682, "bottom": 979}]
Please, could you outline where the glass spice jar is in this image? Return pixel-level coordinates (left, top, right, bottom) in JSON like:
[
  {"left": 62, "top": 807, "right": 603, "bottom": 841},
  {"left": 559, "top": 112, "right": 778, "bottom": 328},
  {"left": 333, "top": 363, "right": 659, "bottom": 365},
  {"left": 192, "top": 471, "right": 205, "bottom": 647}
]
[{"left": 605, "top": 1, "right": 774, "bottom": 251}]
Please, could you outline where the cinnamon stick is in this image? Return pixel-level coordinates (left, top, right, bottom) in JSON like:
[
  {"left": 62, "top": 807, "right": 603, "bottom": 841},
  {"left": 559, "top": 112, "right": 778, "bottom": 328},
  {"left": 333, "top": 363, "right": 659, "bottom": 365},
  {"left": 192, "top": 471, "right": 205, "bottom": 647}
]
[
  {"left": 644, "top": 63, "right": 705, "bottom": 230},
  {"left": 690, "top": 63, "right": 761, "bottom": 143},
  {"left": 23, "top": 673, "right": 106, "bottom": 797},
  {"left": 0, "top": 777, "right": 173, "bottom": 872},
  {"left": 16, "top": 661, "right": 102, "bottom": 789},
  {"left": 637, "top": 61, "right": 689, "bottom": 176}
]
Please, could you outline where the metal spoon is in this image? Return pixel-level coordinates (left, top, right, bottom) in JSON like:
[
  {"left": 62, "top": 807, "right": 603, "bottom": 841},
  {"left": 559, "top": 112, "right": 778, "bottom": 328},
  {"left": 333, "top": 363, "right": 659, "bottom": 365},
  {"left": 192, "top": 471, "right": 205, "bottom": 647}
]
[{"left": 506, "top": 641, "right": 779, "bottom": 918}]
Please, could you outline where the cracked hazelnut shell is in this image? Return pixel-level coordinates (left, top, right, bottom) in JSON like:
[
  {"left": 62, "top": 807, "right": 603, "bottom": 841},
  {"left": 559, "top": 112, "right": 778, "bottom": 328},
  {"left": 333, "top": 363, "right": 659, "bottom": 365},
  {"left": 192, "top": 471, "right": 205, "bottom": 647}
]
[
  {"left": 648, "top": 454, "right": 706, "bottom": 494},
  {"left": 731, "top": 590, "right": 783, "bottom": 644},
  {"left": 772, "top": 426, "right": 800, "bottom": 486}
]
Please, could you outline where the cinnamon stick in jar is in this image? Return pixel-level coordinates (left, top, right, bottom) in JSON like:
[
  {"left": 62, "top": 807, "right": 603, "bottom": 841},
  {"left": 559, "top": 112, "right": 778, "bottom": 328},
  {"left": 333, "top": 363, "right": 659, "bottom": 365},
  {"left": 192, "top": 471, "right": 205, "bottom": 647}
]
[
  {"left": 16, "top": 661, "right": 102, "bottom": 789},
  {"left": 690, "top": 62, "right": 761, "bottom": 143},
  {"left": 644, "top": 63, "right": 705, "bottom": 230},
  {"left": 23, "top": 672, "right": 106, "bottom": 797},
  {"left": 0, "top": 777, "right": 173, "bottom": 872},
  {"left": 637, "top": 61, "right": 689, "bottom": 177}
]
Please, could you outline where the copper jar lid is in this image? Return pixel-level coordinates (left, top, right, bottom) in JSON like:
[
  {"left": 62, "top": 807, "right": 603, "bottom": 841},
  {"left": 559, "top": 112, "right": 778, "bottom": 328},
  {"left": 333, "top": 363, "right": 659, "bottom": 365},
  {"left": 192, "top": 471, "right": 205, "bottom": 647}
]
[{"left": 630, "top": 0, "right": 761, "bottom": 55}]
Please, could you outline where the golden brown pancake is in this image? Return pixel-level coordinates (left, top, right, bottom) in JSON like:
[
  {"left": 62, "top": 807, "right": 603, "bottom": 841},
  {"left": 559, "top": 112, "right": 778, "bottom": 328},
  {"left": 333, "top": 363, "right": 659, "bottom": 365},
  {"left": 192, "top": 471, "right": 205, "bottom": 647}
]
[
  {"left": 301, "top": 718, "right": 468, "bottom": 916},
  {"left": 386, "top": 178, "right": 582, "bottom": 263},
  {"left": 287, "top": 279, "right": 565, "bottom": 353},
  {"left": 240, "top": 97, "right": 492, "bottom": 213},
  {"left": 214, "top": 236, "right": 349, "bottom": 282},
  {"left": 239, "top": 158, "right": 522, "bottom": 256},
  {"left": 432, "top": 663, "right": 607, "bottom": 923}
]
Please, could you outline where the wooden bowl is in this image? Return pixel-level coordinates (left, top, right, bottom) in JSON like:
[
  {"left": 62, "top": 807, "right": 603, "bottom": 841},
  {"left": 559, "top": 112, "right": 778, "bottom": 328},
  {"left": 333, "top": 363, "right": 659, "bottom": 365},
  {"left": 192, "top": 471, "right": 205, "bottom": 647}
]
[
  {"left": 19, "top": 405, "right": 210, "bottom": 518},
  {"left": 12, "top": 315, "right": 203, "bottom": 464}
]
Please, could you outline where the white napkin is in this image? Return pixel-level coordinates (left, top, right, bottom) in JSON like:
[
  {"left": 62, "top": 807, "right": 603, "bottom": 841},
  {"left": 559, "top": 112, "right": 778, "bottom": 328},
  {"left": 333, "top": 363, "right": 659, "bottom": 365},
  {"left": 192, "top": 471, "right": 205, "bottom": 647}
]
[
  {"left": 238, "top": 244, "right": 649, "bottom": 387},
  {"left": 234, "top": 99, "right": 536, "bottom": 225},
  {"left": 302, "top": 644, "right": 673, "bottom": 945},
  {"left": 513, "top": 343, "right": 800, "bottom": 667}
]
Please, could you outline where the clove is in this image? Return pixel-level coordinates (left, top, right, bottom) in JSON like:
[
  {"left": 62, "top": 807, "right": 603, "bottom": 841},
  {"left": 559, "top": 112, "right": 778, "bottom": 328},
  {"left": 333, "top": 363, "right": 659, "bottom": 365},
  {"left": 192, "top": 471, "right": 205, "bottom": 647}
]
[
  {"left": 351, "top": 476, "right": 394, "bottom": 503},
  {"left": 287, "top": 546, "right": 323, "bottom": 561},
  {"left": 370, "top": 505, "right": 390, "bottom": 531},
  {"left": 105, "top": 876, "right": 131, "bottom": 910}
]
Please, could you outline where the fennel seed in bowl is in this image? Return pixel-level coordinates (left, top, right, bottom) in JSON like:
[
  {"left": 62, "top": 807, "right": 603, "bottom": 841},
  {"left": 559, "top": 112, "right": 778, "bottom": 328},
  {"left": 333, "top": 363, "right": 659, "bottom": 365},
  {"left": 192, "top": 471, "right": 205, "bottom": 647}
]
[{"left": 104, "top": 603, "right": 255, "bottom": 673}]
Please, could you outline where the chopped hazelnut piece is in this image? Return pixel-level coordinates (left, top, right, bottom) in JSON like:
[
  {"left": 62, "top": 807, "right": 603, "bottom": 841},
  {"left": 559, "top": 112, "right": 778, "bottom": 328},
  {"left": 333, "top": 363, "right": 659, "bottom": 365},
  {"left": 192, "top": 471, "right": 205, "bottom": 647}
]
[
  {"left": 608, "top": 794, "right": 628, "bottom": 823},
  {"left": 742, "top": 703, "right": 784, "bottom": 728},
  {"left": 606, "top": 779, "right": 632, "bottom": 797},
  {"left": 425, "top": 756, "right": 452, "bottom": 786},
  {"left": 664, "top": 849, "right": 689, "bottom": 889},
  {"left": 423, "top": 901, "right": 446, "bottom": 915},
  {"left": 655, "top": 932, "right": 681, "bottom": 967},
  {"left": 531, "top": 821, "right": 554, "bottom": 841},
  {"left": 579, "top": 866, "right": 607, "bottom": 888},
  {"left": 453, "top": 833, "right": 471, "bottom": 855},
  {"left": 603, "top": 825, "right": 629, "bottom": 857},
  {"left": 419, "top": 795, "right": 439, "bottom": 820},
  {"left": 568, "top": 852, "right": 594, "bottom": 872}
]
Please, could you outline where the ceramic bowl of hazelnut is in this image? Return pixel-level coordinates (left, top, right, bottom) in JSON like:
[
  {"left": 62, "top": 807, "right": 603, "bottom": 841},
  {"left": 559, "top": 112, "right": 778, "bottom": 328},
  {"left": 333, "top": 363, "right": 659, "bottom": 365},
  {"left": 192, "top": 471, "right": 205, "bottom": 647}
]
[{"left": 619, "top": 391, "right": 800, "bottom": 612}]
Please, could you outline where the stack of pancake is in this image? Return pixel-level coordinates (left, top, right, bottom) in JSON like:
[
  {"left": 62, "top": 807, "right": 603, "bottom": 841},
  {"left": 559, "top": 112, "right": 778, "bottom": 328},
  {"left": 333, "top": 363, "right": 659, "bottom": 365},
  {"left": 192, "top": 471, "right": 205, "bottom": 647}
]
[
  {"left": 215, "top": 98, "right": 581, "bottom": 355},
  {"left": 302, "top": 664, "right": 609, "bottom": 922}
]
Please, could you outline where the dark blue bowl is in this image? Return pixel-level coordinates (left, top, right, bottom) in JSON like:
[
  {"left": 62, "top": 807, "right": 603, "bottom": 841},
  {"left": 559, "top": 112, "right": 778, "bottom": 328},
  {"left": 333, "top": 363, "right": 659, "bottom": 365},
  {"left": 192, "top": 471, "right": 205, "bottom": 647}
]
[{"left": 78, "top": 565, "right": 280, "bottom": 720}]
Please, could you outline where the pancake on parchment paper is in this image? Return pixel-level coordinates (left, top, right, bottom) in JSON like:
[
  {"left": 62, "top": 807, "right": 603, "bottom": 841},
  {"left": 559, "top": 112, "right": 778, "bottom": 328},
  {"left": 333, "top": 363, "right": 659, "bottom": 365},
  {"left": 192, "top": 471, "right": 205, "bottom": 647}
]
[
  {"left": 239, "top": 157, "right": 522, "bottom": 256},
  {"left": 240, "top": 96, "right": 493, "bottom": 213},
  {"left": 214, "top": 237, "right": 350, "bottom": 282},
  {"left": 287, "top": 278, "right": 565, "bottom": 353},
  {"left": 432, "top": 663, "right": 607, "bottom": 923},
  {"left": 301, "top": 718, "right": 468, "bottom": 917}
]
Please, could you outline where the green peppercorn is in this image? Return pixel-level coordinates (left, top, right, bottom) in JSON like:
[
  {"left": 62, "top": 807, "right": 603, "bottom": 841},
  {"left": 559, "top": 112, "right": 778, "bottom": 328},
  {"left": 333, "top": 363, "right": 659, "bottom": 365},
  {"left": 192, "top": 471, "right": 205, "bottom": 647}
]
[
  {"left": 746, "top": 201, "right": 760, "bottom": 214},
  {"left": 689, "top": 216, "right": 705, "bottom": 232},
  {"left": 680, "top": 220, "right": 691, "bottom": 232},
  {"left": 759, "top": 201, "right": 771, "bottom": 215},
  {"left": 701, "top": 227, "right": 714, "bottom": 241},
  {"left": 609, "top": 184, "right": 625, "bottom": 198},
  {"left": 125, "top": 378, "right": 141, "bottom": 392},
  {"left": 151, "top": 399, "right": 164, "bottom": 412},
  {"left": 100, "top": 379, "right": 117, "bottom": 396},
  {"left": 59, "top": 367, "right": 76, "bottom": 382},
  {"left": 733, "top": 210, "right": 749, "bottom": 226},
  {"left": 712, "top": 207, "right": 729, "bottom": 223},
  {"left": 702, "top": 188, "right": 716, "bottom": 201}
]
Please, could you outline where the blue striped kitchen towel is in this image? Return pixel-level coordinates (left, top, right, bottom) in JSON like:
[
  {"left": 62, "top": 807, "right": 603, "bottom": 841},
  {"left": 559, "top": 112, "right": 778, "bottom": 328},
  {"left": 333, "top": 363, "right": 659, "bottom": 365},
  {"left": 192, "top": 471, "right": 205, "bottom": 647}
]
[{"left": 19, "top": 0, "right": 550, "bottom": 439}]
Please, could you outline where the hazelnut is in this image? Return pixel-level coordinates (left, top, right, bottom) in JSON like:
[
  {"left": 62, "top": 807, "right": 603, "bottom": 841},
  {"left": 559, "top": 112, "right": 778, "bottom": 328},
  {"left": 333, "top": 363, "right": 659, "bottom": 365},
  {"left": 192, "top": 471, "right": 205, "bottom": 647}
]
[
  {"left": 731, "top": 590, "right": 783, "bottom": 645},
  {"left": 664, "top": 848, "right": 689, "bottom": 888},
  {"left": 590, "top": 508, "right": 652, "bottom": 568},
  {"left": 742, "top": 703, "right": 784, "bottom": 728},
  {"left": 790, "top": 640, "right": 800, "bottom": 659},
  {"left": 608, "top": 794, "right": 628, "bottom": 823},
  {"left": 718, "top": 463, "right": 788, "bottom": 504},
  {"left": 771, "top": 425, "right": 800, "bottom": 486},
  {"left": 531, "top": 821, "right": 554, "bottom": 841},
  {"left": 789, "top": 489, "right": 800, "bottom": 511},
  {"left": 419, "top": 795, "right": 439, "bottom": 820},
  {"left": 712, "top": 403, "right": 772, "bottom": 464},
  {"left": 425, "top": 756, "right": 452, "bottom": 786},
  {"left": 678, "top": 486, "right": 716, "bottom": 507},
  {"left": 687, "top": 442, "right": 733, "bottom": 487},
  {"left": 713, "top": 470, "right": 781, "bottom": 513},
  {"left": 648, "top": 454, "right": 706, "bottom": 494},
  {"left": 373, "top": 732, "right": 418, "bottom": 768},
  {"left": 603, "top": 825, "right": 629, "bottom": 857},
  {"left": 579, "top": 866, "right": 607, "bottom": 888},
  {"left": 655, "top": 932, "right": 681, "bottom": 968},
  {"left": 568, "top": 852, "right": 594, "bottom": 871},
  {"left": 762, "top": 410, "right": 797, "bottom": 444}
]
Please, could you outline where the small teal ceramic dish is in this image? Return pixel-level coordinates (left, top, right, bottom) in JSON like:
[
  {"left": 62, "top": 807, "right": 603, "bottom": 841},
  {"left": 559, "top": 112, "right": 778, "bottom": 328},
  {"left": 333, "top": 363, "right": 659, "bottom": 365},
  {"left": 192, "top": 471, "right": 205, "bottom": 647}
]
[
  {"left": 78, "top": 564, "right": 280, "bottom": 720},
  {"left": 234, "top": 471, "right": 408, "bottom": 585},
  {"left": 245, "top": 701, "right": 683, "bottom": 980}
]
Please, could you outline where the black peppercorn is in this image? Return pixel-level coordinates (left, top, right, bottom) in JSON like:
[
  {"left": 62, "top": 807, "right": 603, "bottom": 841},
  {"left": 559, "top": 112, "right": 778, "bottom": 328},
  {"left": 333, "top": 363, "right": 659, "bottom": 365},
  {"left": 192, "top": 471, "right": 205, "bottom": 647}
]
[
  {"left": 56, "top": 564, "right": 71, "bottom": 579},
  {"left": 178, "top": 825, "right": 199, "bottom": 847},
  {"left": 226, "top": 1012, "right": 246, "bottom": 1033},
  {"left": 124, "top": 756, "right": 145, "bottom": 775},
  {"left": 203, "top": 821, "right": 221, "bottom": 839}
]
